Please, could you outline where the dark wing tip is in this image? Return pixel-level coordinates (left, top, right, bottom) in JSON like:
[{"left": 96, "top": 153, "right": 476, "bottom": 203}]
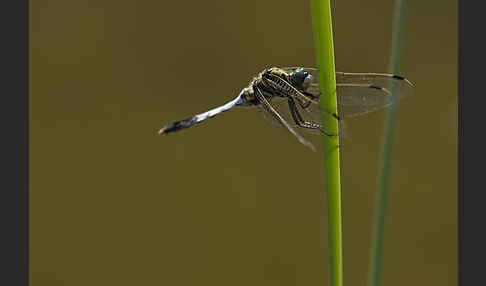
[
  {"left": 158, "top": 117, "right": 196, "bottom": 135},
  {"left": 369, "top": 84, "right": 383, "bottom": 90},
  {"left": 392, "top": 74, "right": 415, "bottom": 88}
]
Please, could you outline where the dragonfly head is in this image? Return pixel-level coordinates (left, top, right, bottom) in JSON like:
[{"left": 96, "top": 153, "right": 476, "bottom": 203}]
[{"left": 291, "top": 68, "right": 312, "bottom": 91}]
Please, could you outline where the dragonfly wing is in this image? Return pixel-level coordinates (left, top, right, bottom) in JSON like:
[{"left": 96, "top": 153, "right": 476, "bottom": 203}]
[
  {"left": 257, "top": 100, "right": 289, "bottom": 128},
  {"left": 254, "top": 87, "right": 316, "bottom": 151},
  {"left": 334, "top": 72, "right": 414, "bottom": 117},
  {"left": 281, "top": 67, "right": 414, "bottom": 118},
  {"left": 257, "top": 90, "right": 327, "bottom": 136},
  {"left": 290, "top": 96, "right": 350, "bottom": 138}
]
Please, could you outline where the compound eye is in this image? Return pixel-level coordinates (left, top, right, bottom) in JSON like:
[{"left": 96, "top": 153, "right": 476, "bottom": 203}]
[{"left": 303, "top": 74, "right": 312, "bottom": 89}]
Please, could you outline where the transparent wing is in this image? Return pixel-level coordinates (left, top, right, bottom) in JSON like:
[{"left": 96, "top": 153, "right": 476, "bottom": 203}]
[
  {"left": 254, "top": 86, "right": 316, "bottom": 151},
  {"left": 257, "top": 71, "right": 343, "bottom": 137},
  {"left": 280, "top": 67, "right": 414, "bottom": 118},
  {"left": 258, "top": 94, "right": 326, "bottom": 136}
]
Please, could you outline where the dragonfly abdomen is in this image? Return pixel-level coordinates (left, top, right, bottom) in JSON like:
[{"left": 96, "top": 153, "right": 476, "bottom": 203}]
[{"left": 158, "top": 116, "right": 197, "bottom": 134}]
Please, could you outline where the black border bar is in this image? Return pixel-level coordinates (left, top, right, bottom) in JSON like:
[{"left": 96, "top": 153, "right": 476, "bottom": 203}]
[{"left": 0, "top": 1, "right": 29, "bottom": 285}]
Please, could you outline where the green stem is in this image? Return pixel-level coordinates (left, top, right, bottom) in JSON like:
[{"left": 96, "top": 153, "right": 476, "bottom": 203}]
[
  {"left": 310, "top": 1, "right": 342, "bottom": 286},
  {"left": 367, "top": 1, "right": 406, "bottom": 286}
]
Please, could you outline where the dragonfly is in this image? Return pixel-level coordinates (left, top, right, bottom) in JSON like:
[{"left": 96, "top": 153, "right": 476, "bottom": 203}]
[{"left": 158, "top": 67, "right": 414, "bottom": 151}]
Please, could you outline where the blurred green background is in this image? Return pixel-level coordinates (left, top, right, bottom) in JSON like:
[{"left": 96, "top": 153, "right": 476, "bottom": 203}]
[{"left": 30, "top": 0, "right": 457, "bottom": 285}]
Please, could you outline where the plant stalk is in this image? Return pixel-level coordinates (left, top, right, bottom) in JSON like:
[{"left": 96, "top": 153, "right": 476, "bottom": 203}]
[
  {"left": 367, "top": 1, "right": 407, "bottom": 286},
  {"left": 310, "top": 1, "right": 342, "bottom": 286}
]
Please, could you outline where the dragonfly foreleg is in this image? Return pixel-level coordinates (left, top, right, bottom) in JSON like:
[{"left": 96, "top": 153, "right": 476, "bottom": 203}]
[
  {"left": 287, "top": 97, "right": 335, "bottom": 137},
  {"left": 262, "top": 73, "right": 318, "bottom": 105},
  {"left": 254, "top": 86, "right": 316, "bottom": 151},
  {"left": 261, "top": 75, "right": 340, "bottom": 120}
]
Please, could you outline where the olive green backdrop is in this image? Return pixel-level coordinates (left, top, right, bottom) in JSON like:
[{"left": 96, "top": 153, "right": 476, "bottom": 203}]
[{"left": 30, "top": 0, "right": 457, "bottom": 285}]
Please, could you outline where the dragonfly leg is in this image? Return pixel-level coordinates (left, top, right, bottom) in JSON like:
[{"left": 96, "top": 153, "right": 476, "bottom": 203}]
[
  {"left": 287, "top": 97, "right": 335, "bottom": 137},
  {"left": 262, "top": 73, "right": 318, "bottom": 106},
  {"left": 300, "top": 91, "right": 340, "bottom": 120},
  {"left": 303, "top": 91, "right": 319, "bottom": 100},
  {"left": 298, "top": 97, "right": 312, "bottom": 109},
  {"left": 260, "top": 75, "right": 340, "bottom": 121},
  {"left": 301, "top": 91, "right": 320, "bottom": 109},
  {"left": 254, "top": 86, "right": 316, "bottom": 151}
]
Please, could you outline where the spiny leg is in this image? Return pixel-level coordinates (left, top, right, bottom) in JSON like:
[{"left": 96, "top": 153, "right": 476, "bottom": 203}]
[
  {"left": 298, "top": 93, "right": 312, "bottom": 109},
  {"left": 297, "top": 90, "right": 341, "bottom": 121},
  {"left": 287, "top": 97, "right": 335, "bottom": 137},
  {"left": 262, "top": 73, "right": 317, "bottom": 107},
  {"left": 261, "top": 74, "right": 340, "bottom": 120},
  {"left": 254, "top": 86, "right": 316, "bottom": 151},
  {"left": 303, "top": 91, "right": 319, "bottom": 100},
  {"left": 287, "top": 97, "right": 319, "bottom": 129},
  {"left": 306, "top": 86, "right": 341, "bottom": 120}
]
